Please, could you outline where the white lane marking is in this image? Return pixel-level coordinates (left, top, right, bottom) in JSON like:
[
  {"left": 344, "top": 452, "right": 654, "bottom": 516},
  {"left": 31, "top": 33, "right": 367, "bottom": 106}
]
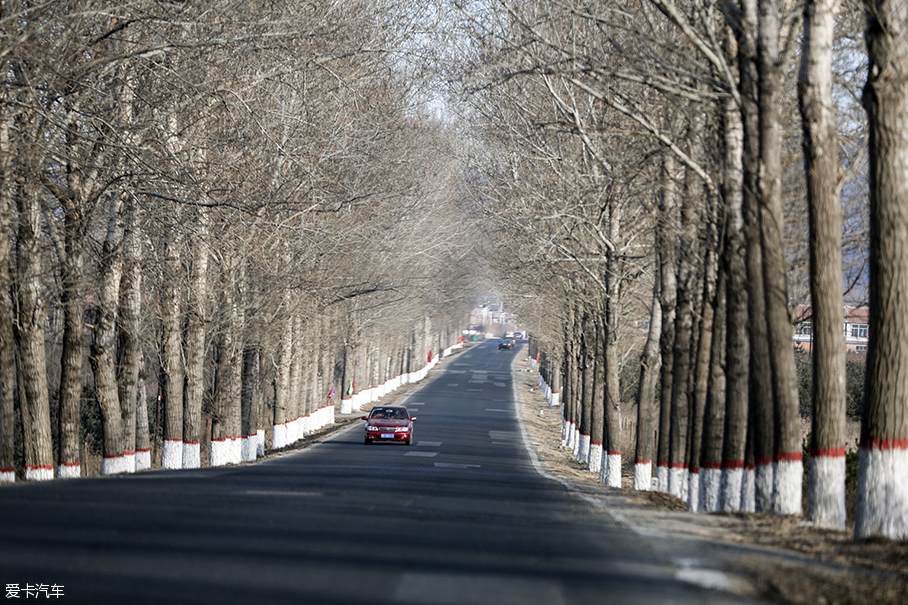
[
  {"left": 404, "top": 451, "right": 438, "bottom": 457},
  {"left": 417, "top": 441, "right": 442, "bottom": 447},
  {"left": 489, "top": 431, "right": 517, "bottom": 441},
  {"left": 447, "top": 383, "right": 460, "bottom": 387},
  {"left": 486, "top": 408, "right": 511, "bottom": 413},
  {"left": 394, "top": 572, "right": 564, "bottom": 605},
  {"left": 434, "top": 463, "right": 481, "bottom": 469},
  {"left": 242, "top": 490, "right": 321, "bottom": 497},
  {"left": 408, "top": 402, "right": 425, "bottom": 406},
  {"left": 466, "top": 389, "right": 483, "bottom": 392},
  {"left": 494, "top": 382, "right": 506, "bottom": 387}
]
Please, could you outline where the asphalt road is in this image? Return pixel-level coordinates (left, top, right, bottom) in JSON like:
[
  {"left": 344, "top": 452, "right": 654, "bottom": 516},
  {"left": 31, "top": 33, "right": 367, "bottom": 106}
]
[{"left": 0, "top": 341, "right": 768, "bottom": 604}]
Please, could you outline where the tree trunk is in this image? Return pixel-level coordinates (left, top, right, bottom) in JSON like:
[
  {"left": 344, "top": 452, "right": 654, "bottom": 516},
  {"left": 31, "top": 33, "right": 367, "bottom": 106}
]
[
  {"left": 758, "top": 0, "right": 803, "bottom": 516},
  {"left": 182, "top": 208, "right": 209, "bottom": 468},
  {"left": 57, "top": 224, "right": 84, "bottom": 479},
  {"left": 14, "top": 184, "right": 54, "bottom": 480},
  {"left": 656, "top": 153, "right": 679, "bottom": 492},
  {"left": 669, "top": 177, "right": 698, "bottom": 502},
  {"left": 116, "top": 199, "right": 142, "bottom": 474},
  {"left": 211, "top": 281, "right": 238, "bottom": 467},
  {"left": 700, "top": 263, "right": 728, "bottom": 512},
  {"left": 688, "top": 236, "right": 719, "bottom": 511},
  {"left": 732, "top": 0, "right": 773, "bottom": 512},
  {"left": 589, "top": 314, "right": 605, "bottom": 475},
  {"left": 0, "top": 107, "right": 14, "bottom": 483},
  {"left": 0, "top": 131, "right": 15, "bottom": 482},
  {"left": 272, "top": 297, "right": 293, "bottom": 449},
  {"left": 241, "top": 347, "right": 261, "bottom": 462},
  {"left": 855, "top": 0, "right": 908, "bottom": 541},
  {"left": 601, "top": 199, "right": 623, "bottom": 488},
  {"left": 90, "top": 194, "right": 129, "bottom": 475},
  {"left": 135, "top": 360, "right": 151, "bottom": 471},
  {"left": 717, "top": 52, "right": 750, "bottom": 512},
  {"left": 799, "top": 0, "right": 846, "bottom": 530},
  {"left": 634, "top": 275, "right": 662, "bottom": 491},
  {"left": 576, "top": 310, "right": 595, "bottom": 465},
  {"left": 159, "top": 237, "right": 184, "bottom": 470}
]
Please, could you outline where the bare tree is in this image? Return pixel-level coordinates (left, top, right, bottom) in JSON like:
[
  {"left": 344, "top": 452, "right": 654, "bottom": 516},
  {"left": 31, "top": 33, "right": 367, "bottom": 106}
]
[
  {"left": 856, "top": 0, "right": 908, "bottom": 541},
  {"left": 799, "top": 0, "right": 846, "bottom": 529}
]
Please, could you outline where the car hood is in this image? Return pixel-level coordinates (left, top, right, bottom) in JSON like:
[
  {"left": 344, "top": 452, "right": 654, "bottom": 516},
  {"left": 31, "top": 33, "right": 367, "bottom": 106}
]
[{"left": 365, "top": 419, "right": 410, "bottom": 427}]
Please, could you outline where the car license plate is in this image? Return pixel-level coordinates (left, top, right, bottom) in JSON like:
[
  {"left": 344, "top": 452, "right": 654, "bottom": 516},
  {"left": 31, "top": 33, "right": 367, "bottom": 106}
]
[{"left": 380, "top": 433, "right": 395, "bottom": 439}]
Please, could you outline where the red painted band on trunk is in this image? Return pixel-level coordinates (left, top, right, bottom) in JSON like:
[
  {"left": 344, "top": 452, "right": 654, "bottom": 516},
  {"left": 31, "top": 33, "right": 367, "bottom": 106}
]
[
  {"left": 136, "top": 448, "right": 151, "bottom": 453},
  {"left": 860, "top": 437, "right": 908, "bottom": 450},
  {"left": 1, "top": 467, "right": 15, "bottom": 473},
  {"left": 723, "top": 460, "right": 746, "bottom": 469},
  {"left": 26, "top": 465, "right": 53, "bottom": 471},
  {"left": 656, "top": 460, "right": 668, "bottom": 467},
  {"left": 59, "top": 461, "right": 80, "bottom": 468},
  {"left": 607, "top": 451, "right": 621, "bottom": 456},
  {"left": 163, "top": 438, "right": 183, "bottom": 443},
  {"left": 775, "top": 451, "right": 803, "bottom": 462},
  {"left": 811, "top": 447, "right": 846, "bottom": 457},
  {"left": 580, "top": 432, "right": 590, "bottom": 437},
  {"left": 635, "top": 460, "right": 651, "bottom": 465},
  {"left": 702, "top": 461, "right": 722, "bottom": 470},
  {"left": 755, "top": 457, "right": 773, "bottom": 466},
  {"left": 746, "top": 462, "right": 755, "bottom": 470},
  {"left": 103, "top": 450, "right": 135, "bottom": 459},
  {"left": 212, "top": 438, "right": 227, "bottom": 442},
  {"left": 669, "top": 462, "right": 688, "bottom": 469},
  {"left": 590, "top": 440, "right": 603, "bottom": 446},
  {"left": 690, "top": 467, "right": 700, "bottom": 474},
  {"left": 184, "top": 440, "right": 200, "bottom": 445}
]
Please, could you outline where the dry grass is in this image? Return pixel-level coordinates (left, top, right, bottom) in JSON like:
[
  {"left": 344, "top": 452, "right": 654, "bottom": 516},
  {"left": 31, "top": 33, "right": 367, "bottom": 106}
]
[{"left": 511, "top": 353, "right": 908, "bottom": 605}]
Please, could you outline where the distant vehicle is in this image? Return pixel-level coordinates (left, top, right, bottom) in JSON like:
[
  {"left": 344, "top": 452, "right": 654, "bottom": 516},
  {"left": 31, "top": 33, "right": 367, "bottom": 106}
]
[
  {"left": 498, "top": 339, "right": 514, "bottom": 350},
  {"left": 362, "top": 406, "right": 416, "bottom": 445},
  {"left": 513, "top": 332, "right": 523, "bottom": 340}
]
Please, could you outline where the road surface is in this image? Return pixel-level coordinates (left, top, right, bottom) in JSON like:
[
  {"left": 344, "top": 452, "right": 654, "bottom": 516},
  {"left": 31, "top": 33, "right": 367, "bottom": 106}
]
[{"left": 0, "top": 341, "right": 768, "bottom": 604}]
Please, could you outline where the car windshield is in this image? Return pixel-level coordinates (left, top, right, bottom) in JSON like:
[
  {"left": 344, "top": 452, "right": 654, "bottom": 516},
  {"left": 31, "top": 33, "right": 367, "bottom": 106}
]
[{"left": 370, "top": 408, "right": 408, "bottom": 420}]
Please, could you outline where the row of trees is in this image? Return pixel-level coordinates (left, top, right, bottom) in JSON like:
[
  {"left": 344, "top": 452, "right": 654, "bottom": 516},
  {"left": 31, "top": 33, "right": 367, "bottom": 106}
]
[
  {"left": 0, "top": 1, "right": 476, "bottom": 481},
  {"left": 453, "top": 0, "right": 906, "bottom": 540}
]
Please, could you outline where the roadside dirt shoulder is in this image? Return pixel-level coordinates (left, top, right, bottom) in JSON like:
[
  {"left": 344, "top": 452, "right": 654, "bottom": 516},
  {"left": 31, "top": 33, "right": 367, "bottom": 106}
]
[{"left": 510, "top": 352, "right": 908, "bottom": 605}]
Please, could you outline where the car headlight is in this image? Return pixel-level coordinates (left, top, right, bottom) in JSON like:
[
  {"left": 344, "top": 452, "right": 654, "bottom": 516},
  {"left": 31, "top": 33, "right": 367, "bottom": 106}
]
[
  {"left": 395, "top": 426, "right": 409, "bottom": 432},
  {"left": 366, "top": 425, "right": 381, "bottom": 431}
]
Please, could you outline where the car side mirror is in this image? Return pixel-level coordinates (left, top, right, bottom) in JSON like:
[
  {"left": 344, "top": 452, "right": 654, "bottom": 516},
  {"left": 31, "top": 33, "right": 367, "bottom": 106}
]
[
  {"left": 361, "top": 416, "right": 368, "bottom": 421},
  {"left": 410, "top": 417, "right": 417, "bottom": 421}
]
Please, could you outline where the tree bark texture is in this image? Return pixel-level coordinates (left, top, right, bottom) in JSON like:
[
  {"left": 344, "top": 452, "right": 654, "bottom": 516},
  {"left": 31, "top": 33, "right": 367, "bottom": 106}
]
[
  {"left": 856, "top": 0, "right": 908, "bottom": 540},
  {"left": 656, "top": 153, "right": 679, "bottom": 492},
  {"left": 14, "top": 186, "right": 54, "bottom": 480},
  {"left": 799, "top": 0, "right": 847, "bottom": 530},
  {"left": 90, "top": 195, "right": 128, "bottom": 475},
  {"left": 183, "top": 208, "right": 209, "bottom": 469},
  {"left": 159, "top": 238, "right": 184, "bottom": 470},
  {"left": 634, "top": 275, "right": 663, "bottom": 491}
]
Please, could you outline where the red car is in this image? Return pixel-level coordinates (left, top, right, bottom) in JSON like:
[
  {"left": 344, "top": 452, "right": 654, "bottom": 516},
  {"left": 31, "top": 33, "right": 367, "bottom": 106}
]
[{"left": 362, "top": 405, "right": 416, "bottom": 445}]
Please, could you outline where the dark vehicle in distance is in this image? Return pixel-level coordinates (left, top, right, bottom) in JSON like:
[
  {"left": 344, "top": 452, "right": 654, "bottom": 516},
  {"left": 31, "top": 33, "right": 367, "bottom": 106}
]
[{"left": 498, "top": 339, "right": 514, "bottom": 350}]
